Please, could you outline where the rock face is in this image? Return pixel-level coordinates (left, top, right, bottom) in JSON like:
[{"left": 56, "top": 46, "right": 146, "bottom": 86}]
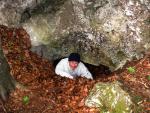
[
  {"left": 0, "top": 0, "right": 42, "bottom": 26},
  {"left": 85, "top": 81, "right": 133, "bottom": 112},
  {"left": 0, "top": 0, "right": 150, "bottom": 71},
  {"left": 0, "top": 0, "right": 67, "bottom": 26},
  {"left": 0, "top": 37, "right": 15, "bottom": 101}
]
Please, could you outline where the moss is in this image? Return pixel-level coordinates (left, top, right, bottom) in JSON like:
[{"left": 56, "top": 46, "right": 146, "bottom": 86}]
[
  {"left": 86, "top": 82, "right": 132, "bottom": 113},
  {"left": 131, "top": 95, "right": 145, "bottom": 113},
  {"left": 113, "top": 99, "right": 129, "bottom": 113},
  {"left": 141, "top": 29, "right": 150, "bottom": 39},
  {"left": 124, "top": 90, "right": 146, "bottom": 113},
  {"left": 140, "top": 21, "right": 150, "bottom": 42},
  {"left": 90, "top": 18, "right": 103, "bottom": 31},
  {"left": 144, "top": 17, "right": 150, "bottom": 24},
  {"left": 99, "top": 85, "right": 131, "bottom": 113}
]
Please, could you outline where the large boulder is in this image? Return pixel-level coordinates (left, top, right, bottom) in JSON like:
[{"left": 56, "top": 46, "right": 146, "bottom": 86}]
[
  {"left": 85, "top": 81, "right": 133, "bottom": 113},
  {"left": 0, "top": 0, "right": 43, "bottom": 26},
  {"left": 23, "top": 0, "right": 150, "bottom": 71},
  {"left": 0, "top": 0, "right": 150, "bottom": 71}
]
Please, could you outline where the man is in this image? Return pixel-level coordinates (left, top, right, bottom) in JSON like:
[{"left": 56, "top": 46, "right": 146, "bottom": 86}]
[{"left": 55, "top": 53, "right": 93, "bottom": 79}]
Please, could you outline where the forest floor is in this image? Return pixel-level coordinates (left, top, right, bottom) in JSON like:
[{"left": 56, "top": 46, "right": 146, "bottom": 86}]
[{"left": 0, "top": 26, "right": 150, "bottom": 113}]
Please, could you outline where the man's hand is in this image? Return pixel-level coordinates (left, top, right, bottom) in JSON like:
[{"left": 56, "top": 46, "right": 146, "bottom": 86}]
[
  {"left": 65, "top": 74, "right": 74, "bottom": 79},
  {"left": 81, "top": 74, "right": 93, "bottom": 80},
  {"left": 87, "top": 76, "right": 93, "bottom": 80}
]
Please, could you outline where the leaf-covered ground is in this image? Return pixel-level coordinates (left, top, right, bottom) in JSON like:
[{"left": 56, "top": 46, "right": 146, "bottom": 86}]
[{"left": 0, "top": 26, "right": 149, "bottom": 113}]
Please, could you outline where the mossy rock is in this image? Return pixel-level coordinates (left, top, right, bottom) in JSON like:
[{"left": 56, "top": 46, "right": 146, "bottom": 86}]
[{"left": 85, "top": 81, "right": 133, "bottom": 113}]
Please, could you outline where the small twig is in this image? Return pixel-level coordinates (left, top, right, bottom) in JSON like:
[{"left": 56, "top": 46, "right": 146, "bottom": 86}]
[
  {"left": 0, "top": 99, "right": 8, "bottom": 113},
  {"left": 42, "top": 106, "right": 51, "bottom": 113},
  {"left": 138, "top": 81, "right": 149, "bottom": 89}
]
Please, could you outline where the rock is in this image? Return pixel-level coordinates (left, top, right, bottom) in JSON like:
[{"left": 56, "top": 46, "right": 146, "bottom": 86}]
[
  {"left": 0, "top": 34, "right": 16, "bottom": 101},
  {"left": 0, "top": 0, "right": 150, "bottom": 71},
  {"left": 23, "top": 0, "right": 150, "bottom": 71},
  {"left": 85, "top": 81, "right": 133, "bottom": 113},
  {"left": 0, "top": 0, "right": 55, "bottom": 26}
]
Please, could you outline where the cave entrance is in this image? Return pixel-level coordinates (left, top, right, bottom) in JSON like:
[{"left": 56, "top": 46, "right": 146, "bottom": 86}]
[{"left": 53, "top": 58, "right": 112, "bottom": 79}]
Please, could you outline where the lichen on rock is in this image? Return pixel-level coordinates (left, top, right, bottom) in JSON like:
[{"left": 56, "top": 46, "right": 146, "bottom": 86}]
[{"left": 85, "top": 81, "right": 133, "bottom": 113}]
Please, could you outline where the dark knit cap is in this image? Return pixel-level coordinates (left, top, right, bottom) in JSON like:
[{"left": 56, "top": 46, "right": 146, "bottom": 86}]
[{"left": 68, "top": 53, "right": 80, "bottom": 62}]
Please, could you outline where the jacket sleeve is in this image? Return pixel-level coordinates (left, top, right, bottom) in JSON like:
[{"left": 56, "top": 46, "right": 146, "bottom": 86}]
[
  {"left": 55, "top": 60, "right": 73, "bottom": 79},
  {"left": 79, "top": 63, "right": 93, "bottom": 80}
]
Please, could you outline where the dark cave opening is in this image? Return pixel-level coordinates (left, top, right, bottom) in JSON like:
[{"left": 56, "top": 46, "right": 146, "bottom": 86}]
[{"left": 53, "top": 58, "right": 112, "bottom": 79}]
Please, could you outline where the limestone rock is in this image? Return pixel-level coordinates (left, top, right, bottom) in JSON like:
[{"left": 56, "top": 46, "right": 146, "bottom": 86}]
[
  {"left": 23, "top": 0, "right": 150, "bottom": 71},
  {"left": 0, "top": 0, "right": 149, "bottom": 71},
  {"left": 85, "top": 81, "right": 133, "bottom": 113},
  {"left": 0, "top": 0, "right": 45, "bottom": 26}
]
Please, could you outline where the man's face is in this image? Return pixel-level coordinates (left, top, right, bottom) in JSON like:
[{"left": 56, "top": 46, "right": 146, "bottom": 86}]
[{"left": 69, "top": 61, "right": 79, "bottom": 70}]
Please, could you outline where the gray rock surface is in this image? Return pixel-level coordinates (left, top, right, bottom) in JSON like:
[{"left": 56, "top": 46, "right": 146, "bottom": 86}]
[
  {"left": 0, "top": 38, "right": 15, "bottom": 101},
  {"left": 0, "top": 0, "right": 150, "bottom": 71}
]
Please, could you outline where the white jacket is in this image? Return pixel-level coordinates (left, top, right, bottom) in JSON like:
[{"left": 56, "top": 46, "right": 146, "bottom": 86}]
[{"left": 55, "top": 58, "right": 93, "bottom": 79}]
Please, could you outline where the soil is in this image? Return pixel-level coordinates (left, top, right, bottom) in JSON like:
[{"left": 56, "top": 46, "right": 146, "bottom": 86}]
[{"left": 0, "top": 26, "right": 149, "bottom": 113}]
